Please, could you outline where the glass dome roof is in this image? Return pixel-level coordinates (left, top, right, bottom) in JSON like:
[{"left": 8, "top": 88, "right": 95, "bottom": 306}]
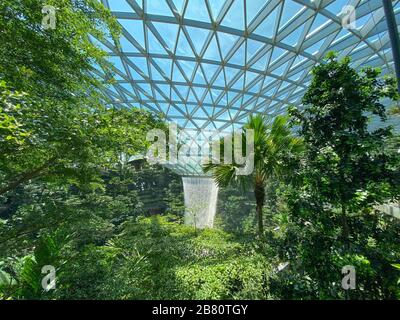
[{"left": 95, "top": 0, "right": 399, "bottom": 132}]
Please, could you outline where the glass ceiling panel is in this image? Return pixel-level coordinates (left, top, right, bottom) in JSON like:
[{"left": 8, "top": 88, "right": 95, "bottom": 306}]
[{"left": 95, "top": 0, "right": 400, "bottom": 174}]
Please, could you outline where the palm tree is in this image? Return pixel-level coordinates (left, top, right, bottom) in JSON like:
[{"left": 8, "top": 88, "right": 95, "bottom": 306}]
[{"left": 203, "top": 115, "right": 303, "bottom": 234}]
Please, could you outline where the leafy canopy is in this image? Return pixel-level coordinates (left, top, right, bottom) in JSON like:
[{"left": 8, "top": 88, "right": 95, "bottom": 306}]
[{"left": 290, "top": 53, "right": 400, "bottom": 211}]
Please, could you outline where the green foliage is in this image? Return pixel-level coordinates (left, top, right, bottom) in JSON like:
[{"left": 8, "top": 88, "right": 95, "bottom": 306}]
[
  {"left": 2, "top": 215, "right": 272, "bottom": 300},
  {"left": 204, "top": 114, "right": 303, "bottom": 233},
  {"left": 269, "top": 54, "right": 400, "bottom": 300},
  {"left": 0, "top": 80, "right": 165, "bottom": 196},
  {"left": 0, "top": 0, "right": 120, "bottom": 100},
  {"left": 163, "top": 179, "right": 185, "bottom": 217},
  {"left": 0, "top": 233, "right": 65, "bottom": 299},
  {"left": 267, "top": 195, "right": 400, "bottom": 299},
  {"left": 92, "top": 215, "right": 272, "bottom": 300},
  {"left": 214, "top": 185, "right": 256, "bottom": 234},
  {"left": 0, "top": 1, "right": 166, "bottom": 196},
  {"left": 1, "top": 1, "right": 399, "bottom": 301},
  {"left": 289, "top": 54, "right": 400, "bottom": 213}
]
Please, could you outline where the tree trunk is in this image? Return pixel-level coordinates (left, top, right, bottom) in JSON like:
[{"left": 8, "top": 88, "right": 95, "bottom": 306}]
[
  {"left": 254, "top": 183, "right": 265, "bottom": 234},
  {"left": 341, "top": 202, "right": 350, "bottom": 248}
]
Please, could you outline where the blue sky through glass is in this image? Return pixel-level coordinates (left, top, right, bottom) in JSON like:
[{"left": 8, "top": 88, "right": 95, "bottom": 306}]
[{"left": 98, "top": 0, "right": 399, "bottom": 142}]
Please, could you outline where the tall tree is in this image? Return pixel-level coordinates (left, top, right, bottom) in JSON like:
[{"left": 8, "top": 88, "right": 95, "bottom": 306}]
[
  {"left": 204, "top": 115, "right": 303, "bottom": 234},
  {"left": 289, "top": 52, "right": 400, "bottom": 241},
  {"left": 0, "top": 1, "right": 165, "bottom": 195}
]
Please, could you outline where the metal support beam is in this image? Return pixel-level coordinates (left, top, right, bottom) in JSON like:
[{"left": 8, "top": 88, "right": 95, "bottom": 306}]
[{"left": 382, "top": 0, "right": 400, "bottom": 92}]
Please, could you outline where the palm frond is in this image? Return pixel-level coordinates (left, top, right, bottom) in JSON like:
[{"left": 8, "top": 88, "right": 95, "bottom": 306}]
[{"left": 203, "top": 114, "right": 303, "bottom": 191}]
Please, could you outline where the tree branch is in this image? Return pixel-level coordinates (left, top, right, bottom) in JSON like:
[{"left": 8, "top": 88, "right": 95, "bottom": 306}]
[{"left": 0, "top": 157, "right": 56, "bottom": 196}]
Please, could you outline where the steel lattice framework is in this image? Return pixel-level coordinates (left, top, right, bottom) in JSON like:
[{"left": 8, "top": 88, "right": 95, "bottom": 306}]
[{"left": 93, "top": 0, "right": 400, "bottom": 174}]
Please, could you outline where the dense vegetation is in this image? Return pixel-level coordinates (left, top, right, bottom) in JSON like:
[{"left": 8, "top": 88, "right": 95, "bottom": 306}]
[{"left": 1, "top": 1, "right": 400, "bottom": 300}]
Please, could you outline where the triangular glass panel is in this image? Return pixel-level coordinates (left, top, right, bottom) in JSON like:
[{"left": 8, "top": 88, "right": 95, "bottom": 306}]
[
  {"left": 324, "top": 0, "right": 349, "bottom": 16},
  {"left": 185, "top": 0, "right": 211, "bottom": 23},
  {"left": 219, "top": 92, "right": 228, "bottom": 105},
  {"left": 248, "top": 78, "right": 263, "bottom": 94},
  {"left": 279, "top": 0, "right": 304, "bottom": 31},
  {"left": 217, "top": 32, "right": 240, "bottom": 60},
  {"left": 306, "top": 14, "right": 330, "bottom": 38},
  {"left": 231, "top": 74, "right": 244, "bottom": 90},
  {"left": 128, "top": 65, "right": 144, "bottom": 80},
  {"left": 147, "top": 28, "right": 167, "bottom": 54},
  {"left": 120, "top": 36, "right": 138, "bottom": 52},
  {"left": 118, "top": 19, "right": 145, "bottom": 48},
  {"left": 176, "top": 30, "right": 196, "bottom": 57},
  {"left": 229, "top": 108, "right": 240, "bottom": 119},
  {"left": 227, "top": 90, "right": 239, "bottom": 103},
  {"left": 356, "top": 13, "right": 373, "bottom": 30},
  {"left": 243, "top": 94, "right": 254, "bottom": 105},
  {"left": 209, "top": 0, "right": 225, "bottom": 20},
  {"left": 150, "top": 64, "right": 165, "bottom": 81},
  {"left": 168, "top": 106, "right": 182, "bottom": 117},
  {"left": 152, "top": 22, "right": 179, "bottom": 51},
  {"left": 221, "top": 0, "right": 245, "bottom": 30},
  {"left": 288, "top": 70, "right": 303, "bottom": 81},
  {"left": 228, "top": 42, "right": 245, "bottom": 65},
  {"left": 203, "top": 35, "right": 221, "bottom": 61},
  {"left": 137, "top": 90, "right": 148, "bottom": 101},
  {"left": 120, "top": 82, "right": 133, "bottom": 92},
  {"left": 187, "top": 89, "right": 198, "bottom": 103},
  {"left": 251, "top": 49, "right": 271, "bottom": 71},
  {"left": 178, "top": 60, "right": 197, "bottom": 80},
  {"left": 153, "top": 58, "right": 173, "bottom": 78},
  {"left": 271, "top": 61, "right": 289, "bottom": 76},
  {"left": 333, "top": 28, "right": 351, "bottom": 44},
  {"left": 218, "top": 110, "right": 230, "bottom": 121},
  {"left": 174, "top": 85, "right": 189, "bottom": 98},
  {"left": 245, "top": 71, "right": 259, "bottom": 87},
  {"left": 193, "top": 66, "right": 207, "bottom": 85},
  {"left": 281, "top": 24, "right": 305, "bottom": 46},
  {"left": 193, "top": 108, "right": 208, "bottom": 118},
  {"left": 201, "top": 63, "right": 219, "bottom": 82},
  {"left": 171, "top": 0, "right": 185, "bottom": 14},
  {"left": 172, "top": 63, "right": 186, "bottom": 82},
  {"left": 153, "top": 88, "right": 165, "bottom": 101},
  {"left": 171, "top": 87, "right": 181, "bottom": 101},
  {"left": 224, "top": 66, "right": 240, "bottom": 85},
  {"left": 304, "top": 38, "right": 325, "bottom": 55},
  {"left": 158, "top": 103, "right": 169, "bottom": 114},
  {"left": 246, "top": 0, "right": 268, "bottom": 27},
  {"left": 247, "top": 39, "right": 264, "bottom": 62},
  {"left": 185, "top": 26, "right": 210, "bottom": 54},
  {"left": 203, "top": 106, "right": 214, "bottom": 117},
  {"left": 137, "top": 83, "right": 152, "bottom": 95},
  {"left": 146, "top": 0, "right": 174, "bottom": 16},
  {"left": 254, "top": 4, "right": 280, "bottom": 38},
  {"left": 129, "top": 57, "right": 149, "bottom": 77},
  {"left": 203, "top": 91, "right": 213, "bottom": 104},
  {"left": 262, "top": 76, "right": 275, "bottom": 88},
  {"left": 193, "top": 86, "right": 207, "bottom": 100},
  {"left": 212, "top": 70, "right": 226, "bottom": 87},
  {"left": 211, "top": 89, "right": 223, "bottom": 102},
  {"left": 279, "top": 81, "right": 291, "bottom": 91},
  {"left": 113, "top": 73, "right": 124, "bottom": 81},
  {"left": 156, "top": 84, "right": 171, "bottom": 98},
  {"left": 107, "top": 56, "right": 124, "bottom": 72},
  {"left": 109, "top": 0, "right": 135, "bottom": 12},
  {"left": 270, "top": 47, "right": 285, "bottom": 64}
]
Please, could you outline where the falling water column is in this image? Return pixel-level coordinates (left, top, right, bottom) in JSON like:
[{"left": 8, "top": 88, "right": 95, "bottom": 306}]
[{"left": 182, "top": 176, "right": 219, "bottom": 229}]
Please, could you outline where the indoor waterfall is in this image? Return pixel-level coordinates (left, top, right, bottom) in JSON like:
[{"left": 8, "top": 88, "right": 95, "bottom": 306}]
[{"left": 182, "top": 177, "right": 219, "bottom": 229}]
